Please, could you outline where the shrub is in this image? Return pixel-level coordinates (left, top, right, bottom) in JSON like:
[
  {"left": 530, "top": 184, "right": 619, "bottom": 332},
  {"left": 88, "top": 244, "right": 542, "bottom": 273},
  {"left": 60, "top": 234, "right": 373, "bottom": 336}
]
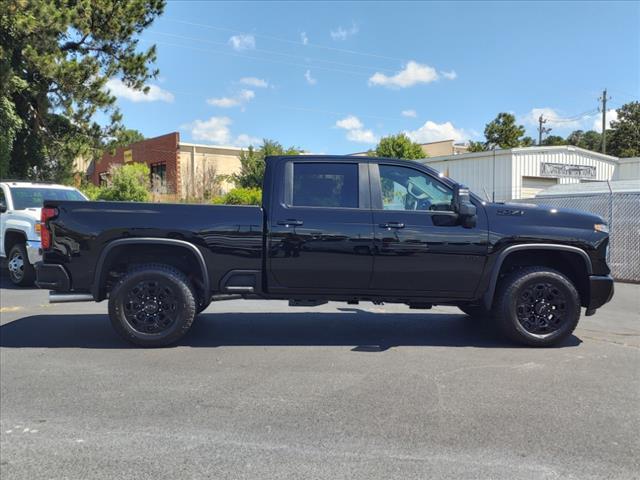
[
  {"left": 212, "top": 187, "right": 262, "bottom": 205},
  {"left": 98, "top": 163, "right": 150, "bottom": 202},
  {"left": 79, "top": 181, "right": 102, "bottom": 200}
]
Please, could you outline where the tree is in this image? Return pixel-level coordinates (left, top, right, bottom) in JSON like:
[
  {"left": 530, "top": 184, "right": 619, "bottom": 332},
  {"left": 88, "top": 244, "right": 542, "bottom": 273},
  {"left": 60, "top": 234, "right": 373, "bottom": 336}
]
[
  {"left": 232, "top": 139, "right": 302, "bottom": 189},
  {"left": 520, "top": 136, "right": 535, "bottom": 147},
  {"left": 566, "top": 130, "right": 602, "bottom": 152},
  {"left": 541, "top": 135, "right": 567, "bottom": 146},
  {"left": 98, "top": 163, "right": 150, "bottom": 202},
  {"left": 607, "top": 102, "right": 640, "bottom": 158},
  {"left": 467, "top": 140, "right": 486, "bottom": 152},
  {"left": 0, "top": 0, "right": 165, "bottom": 181},
  {"left": 369, "top": 133, "right": 425, "bottom": 159},
  {"left": 483, "top": 113, "right": 526, "bottom": 149},
  {"left": 106, "top": 129, "right": 145, "bottom": 152}
]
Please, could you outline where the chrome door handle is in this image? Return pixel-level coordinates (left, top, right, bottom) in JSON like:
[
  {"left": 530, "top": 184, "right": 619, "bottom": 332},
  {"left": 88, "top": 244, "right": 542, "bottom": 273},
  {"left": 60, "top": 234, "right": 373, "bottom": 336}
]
[
  {"left": 380, "top": 222, "right": 405, "bottom": 229},
  {"left": 277, "top": 219, "right": 304, "bottom": 226}
]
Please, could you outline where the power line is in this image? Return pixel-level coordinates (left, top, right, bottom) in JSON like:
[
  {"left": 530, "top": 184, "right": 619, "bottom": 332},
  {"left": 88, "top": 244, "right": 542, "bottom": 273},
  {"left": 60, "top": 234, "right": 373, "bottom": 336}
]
[
  {"left": 164, "top": 18, "right": 409, "bottom": 63},
  {"left": 147, "top": 39, "right": 377, "bottom": 77},
  {"left": 151, "top": 31, "right": 397, "bottom": 74}
]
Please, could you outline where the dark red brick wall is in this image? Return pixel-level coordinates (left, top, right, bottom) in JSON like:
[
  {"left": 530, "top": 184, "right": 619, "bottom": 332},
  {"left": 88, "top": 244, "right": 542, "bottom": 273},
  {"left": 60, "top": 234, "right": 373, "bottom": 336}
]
[{"left": 92, "top": 132, "right": 180, "bottom": 193}]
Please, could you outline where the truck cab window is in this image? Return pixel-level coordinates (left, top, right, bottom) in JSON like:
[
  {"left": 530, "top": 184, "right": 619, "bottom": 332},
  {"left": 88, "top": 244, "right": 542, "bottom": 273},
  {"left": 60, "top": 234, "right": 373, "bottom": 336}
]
[
  {"left": 378, "top": 164, "right": 454, "bottom": 212},
  {"left": 292, "top": 162, "right": 358, "bottom": 208}
]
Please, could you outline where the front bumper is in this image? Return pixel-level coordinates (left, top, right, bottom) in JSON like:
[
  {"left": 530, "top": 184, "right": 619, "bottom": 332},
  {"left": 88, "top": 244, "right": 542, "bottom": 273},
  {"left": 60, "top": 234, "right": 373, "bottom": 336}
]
[
  {"left": 35, "top": 263, "right": 71, "bottom": 291},
  {"left": 25, "top": 240, "right": 42, "bottom": 264},
  {"left": 586, "top": 274, "right": 614, "bottom": 314}
]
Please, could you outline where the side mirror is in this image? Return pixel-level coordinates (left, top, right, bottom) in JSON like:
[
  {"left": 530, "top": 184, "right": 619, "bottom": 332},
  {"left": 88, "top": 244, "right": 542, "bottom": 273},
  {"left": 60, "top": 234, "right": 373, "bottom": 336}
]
[
  {"left": 453, "top": 185, "right": 477, "bottom": 228},
  {"left": 0, "top": 201, "right": 6, "bottom": 213}
]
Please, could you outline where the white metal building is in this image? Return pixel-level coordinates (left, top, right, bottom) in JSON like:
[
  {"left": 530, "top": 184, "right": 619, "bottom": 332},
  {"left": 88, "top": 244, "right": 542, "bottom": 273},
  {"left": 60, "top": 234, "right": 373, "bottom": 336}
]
[{"left": 418, "top": 146, "right": 620, "bottom": 201}]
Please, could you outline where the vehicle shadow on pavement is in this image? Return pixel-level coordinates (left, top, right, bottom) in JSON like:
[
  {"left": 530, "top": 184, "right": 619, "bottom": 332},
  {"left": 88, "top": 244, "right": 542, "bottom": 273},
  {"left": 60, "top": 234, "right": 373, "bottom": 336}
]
[{"left": 0, "top": 311, "right": 581, "bottom": 349}]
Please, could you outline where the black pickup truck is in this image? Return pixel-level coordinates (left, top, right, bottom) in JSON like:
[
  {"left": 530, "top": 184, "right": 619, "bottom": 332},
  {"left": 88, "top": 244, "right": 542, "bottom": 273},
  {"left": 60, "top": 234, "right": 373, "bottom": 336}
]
[{"left": 36, "top": 155, "right": 614, "bottom": 347}]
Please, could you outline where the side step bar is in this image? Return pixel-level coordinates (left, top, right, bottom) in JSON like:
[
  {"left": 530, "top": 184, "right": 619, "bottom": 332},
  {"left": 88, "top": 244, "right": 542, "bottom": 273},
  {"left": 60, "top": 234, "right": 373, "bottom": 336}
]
[{"left": 49, "top": 292, "right": 94, "bottom": 303}]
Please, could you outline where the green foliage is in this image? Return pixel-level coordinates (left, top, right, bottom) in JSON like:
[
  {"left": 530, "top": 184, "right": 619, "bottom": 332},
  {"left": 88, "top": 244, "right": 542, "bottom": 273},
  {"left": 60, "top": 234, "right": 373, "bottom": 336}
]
[
  {"left": 467, "top": 140, "right": 486, "bottom": 152},
  {"left": 106, "top": 129, "right": 145, "bottom": 152},
  {"left": 212, "top": 187, "right": 262, "bottom": 205},
  {"left": 0, "top": 0, "right": 164, "bottom": 181},
  {"left": 566, "top": 130, "right": 601, "bottom": 151},
  {"left": 607, "top": 101, "right": 640, "bottom": 158},
  {"left": 484, "top": 113, "right": 526, "bottom": 149},
  {"left": 520, "top": 136, "right": 535, "bottom": 147},
  {"left": 369, "top": 133, "right": 425, "bottom": 159},
  {"left": 541, "top": 135, "right": 567, "bottom": 146},
  {"left": 79, "top": 180, "right": 102, "bottom": 200},
  {"left": 232, "top": 139, "right": 302, "bottom": 189},
  {"left": 97, "top": 163, "right": 150, "bottom": 202}
]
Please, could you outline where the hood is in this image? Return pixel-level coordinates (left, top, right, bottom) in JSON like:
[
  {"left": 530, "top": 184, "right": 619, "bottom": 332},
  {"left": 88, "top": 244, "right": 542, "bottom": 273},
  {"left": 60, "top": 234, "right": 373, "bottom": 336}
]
[
  {"left": 484, "top": 201, "right": 605, "bottom": 231},
  {"left": 12, "top": 207, "right": 41, "bottom": 221}
]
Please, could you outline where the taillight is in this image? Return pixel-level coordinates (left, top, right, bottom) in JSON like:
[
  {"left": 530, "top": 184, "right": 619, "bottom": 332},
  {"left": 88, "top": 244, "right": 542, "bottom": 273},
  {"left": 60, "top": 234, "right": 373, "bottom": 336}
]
[{"left": 41, "top": 207, "right": 58, "bottom": 250}]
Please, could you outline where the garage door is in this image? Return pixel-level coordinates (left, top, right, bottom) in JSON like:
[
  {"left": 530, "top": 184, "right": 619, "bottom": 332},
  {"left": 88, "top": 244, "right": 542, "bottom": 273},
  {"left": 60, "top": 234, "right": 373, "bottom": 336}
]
[{"left": 521, "top": 176, "right": 558, "bottom": 198}]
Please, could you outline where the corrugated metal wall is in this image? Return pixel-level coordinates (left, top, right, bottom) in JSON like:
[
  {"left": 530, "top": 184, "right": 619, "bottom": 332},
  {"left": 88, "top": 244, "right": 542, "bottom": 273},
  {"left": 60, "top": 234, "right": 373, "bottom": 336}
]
[
  {"left": 421, "top": 148, "right": 617, "bottom": 201},
  {"left": 420, "top": 152, "right": 513, "bottom": 202},
  {"left": 511, "top": 149, "right": 616, "bottom": 199}
]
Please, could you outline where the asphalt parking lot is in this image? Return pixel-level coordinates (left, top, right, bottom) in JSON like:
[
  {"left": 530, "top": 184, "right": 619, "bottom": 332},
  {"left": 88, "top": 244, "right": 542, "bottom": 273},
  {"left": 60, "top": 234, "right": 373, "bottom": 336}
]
[{"left": 1, "top": 273, "right": 638, "bottom": 480}]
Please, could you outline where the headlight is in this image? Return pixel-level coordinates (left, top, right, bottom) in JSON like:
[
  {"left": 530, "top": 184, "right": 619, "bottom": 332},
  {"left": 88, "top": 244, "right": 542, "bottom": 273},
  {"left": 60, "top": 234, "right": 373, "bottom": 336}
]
[{"left": 594, "top": 223, "right": 609, "bottom": 233}]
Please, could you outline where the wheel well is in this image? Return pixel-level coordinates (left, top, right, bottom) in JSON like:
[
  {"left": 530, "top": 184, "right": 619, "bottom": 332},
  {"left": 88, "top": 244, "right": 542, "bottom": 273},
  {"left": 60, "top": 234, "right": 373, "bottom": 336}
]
[
  {"left": 495, "top": 249, "right": 589, "bottom": 306},
  {"left": 96, "top": 244, "right": 208, "bottom": 304},
  {"left": 4, "top": 230, "right": 26, "bottom": 255}
]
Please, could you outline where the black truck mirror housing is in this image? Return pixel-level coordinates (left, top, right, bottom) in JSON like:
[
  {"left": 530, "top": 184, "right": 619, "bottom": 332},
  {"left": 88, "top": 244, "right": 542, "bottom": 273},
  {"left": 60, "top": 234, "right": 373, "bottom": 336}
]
[
  {"left": 453, "top": 185, "right": 477, "bottom": 228},
  {"left": 0, "top": 201, "right": 6, "bottom": 213}
]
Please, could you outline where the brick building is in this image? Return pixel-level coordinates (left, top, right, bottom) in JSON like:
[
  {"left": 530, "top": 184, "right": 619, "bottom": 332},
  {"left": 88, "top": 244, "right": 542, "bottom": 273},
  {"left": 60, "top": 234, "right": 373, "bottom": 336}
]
[{"left": 92, "top": 132, "right": 243, "bottom": 199}]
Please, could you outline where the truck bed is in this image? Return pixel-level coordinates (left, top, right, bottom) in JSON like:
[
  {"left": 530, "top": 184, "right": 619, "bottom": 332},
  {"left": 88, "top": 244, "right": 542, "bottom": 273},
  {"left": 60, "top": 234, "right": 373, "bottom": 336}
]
[{"left": 42, "top": 200, "right": 264, "bottom": 294}]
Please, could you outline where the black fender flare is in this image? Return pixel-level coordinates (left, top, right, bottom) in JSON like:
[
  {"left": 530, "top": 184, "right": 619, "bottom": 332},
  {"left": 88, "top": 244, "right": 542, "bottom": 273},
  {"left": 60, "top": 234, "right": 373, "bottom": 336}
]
[
  {"left": 482, "top": 243, "right": 593, "bottom": 310},
  {"left": 92, "top": 238, "right": 210, "bottom": 301}
]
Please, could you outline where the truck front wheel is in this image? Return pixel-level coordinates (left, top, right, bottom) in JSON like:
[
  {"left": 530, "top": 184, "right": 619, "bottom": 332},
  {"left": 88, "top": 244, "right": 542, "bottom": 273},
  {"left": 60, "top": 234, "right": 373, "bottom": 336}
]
[
  {"left": 108, "top": 264, "right": 196, "bottom": 347},
  {"left": 7, "top": 243, "right": 35, "bottom": 286},
  {"left": 494, "top": 267, "right": 581, "bottom": 347}
]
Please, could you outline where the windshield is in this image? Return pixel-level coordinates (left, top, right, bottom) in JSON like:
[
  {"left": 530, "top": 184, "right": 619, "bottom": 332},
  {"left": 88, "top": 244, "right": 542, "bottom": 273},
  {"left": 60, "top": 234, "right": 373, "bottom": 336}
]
[{"left": 9, "top": 187, "right": 85, "bottom": 210}]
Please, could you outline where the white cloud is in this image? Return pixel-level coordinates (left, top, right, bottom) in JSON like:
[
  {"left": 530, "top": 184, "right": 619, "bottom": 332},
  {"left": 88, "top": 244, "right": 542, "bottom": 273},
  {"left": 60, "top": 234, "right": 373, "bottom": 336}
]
[
  {"left": 521, "top": 107, "right": 583, "bottom": 130},
  {"left": 300, "top": 32, "right": 309, "bottom": 45},
  {"left": 228, "top": 34, "right": 255, "bottom": 51},
  {"left": 304, "top": 70, "right": 317, "bottom": 85},
  {"left": 207, "top": 89, "right": 255, "bottom": 108},
  {"left": 401, "top": 109, "right": 417, "bottom": 118},
  {"left": 106, "top": 79, "right": 174, "bottom": 103},
  {"left": 368, "top": 61, "right": 439, "bottom": 88},
  {"left": 593, "top": 109, "right": 618, "bottom": 132},
  {"left": 235, "top": 133, "right": 261, "bottom": 147},
  {"left": 440, "top": 70, "right": 457, "bottom": 80},
  {"left": 335, "top": 115, "right": 378, "bottom": 144},
  {"left": 405, "top": 120, "right": 469, "bottom": 143},
  {"left": 330, "top": 23, "right": 359, "bottom": 41},
  {"left": 336, "top": 115, "right": 363, "bottom": 130},
  {"left": 184, "top": 116, "right": 233, "bottom": 144},
  {"left": 182, "top": 116, "right": 259, "bottom": 147},
  {"left": 239, "top": 77, "right": 268, "bottom": 88}
]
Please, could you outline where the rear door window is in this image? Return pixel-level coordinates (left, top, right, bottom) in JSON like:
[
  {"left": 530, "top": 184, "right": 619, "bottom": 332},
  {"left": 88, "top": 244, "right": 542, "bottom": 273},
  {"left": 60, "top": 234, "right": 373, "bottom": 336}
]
[{"left": 291, "top": 163, "right": 359, "bottom": 208}]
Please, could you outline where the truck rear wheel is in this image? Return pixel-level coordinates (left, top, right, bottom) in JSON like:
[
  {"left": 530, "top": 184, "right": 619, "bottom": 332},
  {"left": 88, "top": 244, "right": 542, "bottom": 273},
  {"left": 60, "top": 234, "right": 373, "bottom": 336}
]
[
  {"left": 108, "top": 264, "right": 196, "bottom": 347},
  {"left": 7, "top": 243, "right": 35, "bottom": 286},
  {"left": 494, "top": 267, "right": 580, "bottom": 347}
]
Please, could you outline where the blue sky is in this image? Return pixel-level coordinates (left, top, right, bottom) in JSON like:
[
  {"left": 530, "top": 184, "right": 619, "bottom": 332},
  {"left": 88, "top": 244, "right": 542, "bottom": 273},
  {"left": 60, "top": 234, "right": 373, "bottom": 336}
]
[{"left": 107, "top": 1, "right": 640, "bottom": 153}]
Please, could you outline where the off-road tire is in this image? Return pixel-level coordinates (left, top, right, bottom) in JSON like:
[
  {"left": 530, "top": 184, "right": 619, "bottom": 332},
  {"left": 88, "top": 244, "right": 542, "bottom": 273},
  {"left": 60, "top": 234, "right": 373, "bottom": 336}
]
[
  {"left": 7, "top": 243, "right": 35, "bottom": 286},
  {"left": 109, "top": 264, "right": 196, "bottom": 347},
  {"left": 494, "top": 266, "right": 580, "bottom": 347}
]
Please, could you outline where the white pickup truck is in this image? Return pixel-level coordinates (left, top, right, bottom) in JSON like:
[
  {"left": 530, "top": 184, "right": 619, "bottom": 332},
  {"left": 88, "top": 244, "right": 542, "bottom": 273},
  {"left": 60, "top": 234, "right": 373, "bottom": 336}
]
[{"left": 0, "top": 181, "right": 86, "bottom": 286}]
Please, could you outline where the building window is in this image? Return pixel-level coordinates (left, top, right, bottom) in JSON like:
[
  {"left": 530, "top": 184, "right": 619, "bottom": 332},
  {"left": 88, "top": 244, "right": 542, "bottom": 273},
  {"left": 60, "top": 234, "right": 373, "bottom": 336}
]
[{"left": 150, "top": 163, "right": 167, "bottom": 193}]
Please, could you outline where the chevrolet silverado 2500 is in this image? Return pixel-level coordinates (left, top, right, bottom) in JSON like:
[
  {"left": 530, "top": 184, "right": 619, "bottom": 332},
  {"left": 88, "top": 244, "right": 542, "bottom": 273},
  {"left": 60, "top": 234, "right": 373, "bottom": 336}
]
[{"left": 35, "top": 155, "right": 614, "bottom": 347}]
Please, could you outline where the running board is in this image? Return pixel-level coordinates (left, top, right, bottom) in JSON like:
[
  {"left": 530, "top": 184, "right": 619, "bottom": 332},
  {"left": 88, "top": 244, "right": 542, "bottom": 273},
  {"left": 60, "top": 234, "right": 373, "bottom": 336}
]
[{"left": 49, "top": 292, "right": 94, "bottom": 303}]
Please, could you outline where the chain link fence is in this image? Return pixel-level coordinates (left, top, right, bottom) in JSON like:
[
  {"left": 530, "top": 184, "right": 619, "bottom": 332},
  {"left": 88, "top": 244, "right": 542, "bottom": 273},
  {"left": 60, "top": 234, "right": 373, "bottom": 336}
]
[{"left": 514, "top": 190, "right": 640, "bottom": 282}]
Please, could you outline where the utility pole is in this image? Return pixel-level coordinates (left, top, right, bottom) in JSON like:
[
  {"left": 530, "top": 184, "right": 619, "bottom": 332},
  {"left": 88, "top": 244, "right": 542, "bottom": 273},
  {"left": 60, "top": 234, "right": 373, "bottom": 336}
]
[
  {"left": 538, "top": 114, "right": 551, "bottom": 145},
  {"left": 598, "top": 88, "right": 611, "bottom": 154}
]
